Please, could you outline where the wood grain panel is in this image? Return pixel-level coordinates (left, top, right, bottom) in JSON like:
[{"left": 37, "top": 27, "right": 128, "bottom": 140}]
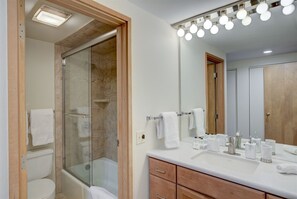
[
  {"left": 266, "top": 194, "right": 284, "bottom": 199},
  {"left": 150, "top": 158, "right": 176, "bottom": 183},
  {"left": 177, "top": 166, "right": 265, "bottom": 199},
  {"left": 150, "top": 175, "right": 176, "bottom": 199},
  {"left": 216, "top": 62, "right": 225, "bottom": 134},
  {"left": 207, "top": 64, "right": 216, "bottom": 134},
  {"left": 177, "top": 185, "right": 213, "bottom": 199}
]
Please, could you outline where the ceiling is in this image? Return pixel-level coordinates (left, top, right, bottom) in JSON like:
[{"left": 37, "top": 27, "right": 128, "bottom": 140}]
[
  {"left": 25, "top": 0, "right": 93, "bottom": 43},
  {"left": 128, "top": 0, "right": 297, "bottom": 62}
]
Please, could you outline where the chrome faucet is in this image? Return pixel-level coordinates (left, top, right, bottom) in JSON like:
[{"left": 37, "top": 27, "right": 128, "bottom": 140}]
[{"left": 225, "top": 137, "right": 236, "bottom": 155}]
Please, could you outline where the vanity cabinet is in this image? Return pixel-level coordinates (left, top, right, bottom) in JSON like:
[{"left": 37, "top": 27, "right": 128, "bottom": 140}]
[{"left": 149, "top": 157, "right": 284, "bottom": 199}]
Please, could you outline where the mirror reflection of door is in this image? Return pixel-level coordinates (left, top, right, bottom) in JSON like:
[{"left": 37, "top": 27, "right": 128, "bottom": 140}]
[
  {"left": 205, "top": 53, "right": 225, "bottom": 134},
  {"left": 264, "top": 62, "right": 297, "bottom": 145}
]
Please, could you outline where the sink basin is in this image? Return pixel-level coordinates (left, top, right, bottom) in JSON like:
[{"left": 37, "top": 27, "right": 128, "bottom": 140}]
[{"left": 191, "top": 151, "right": 259, "bottom": 175}]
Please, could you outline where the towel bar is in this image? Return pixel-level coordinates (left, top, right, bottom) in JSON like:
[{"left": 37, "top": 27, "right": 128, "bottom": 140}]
[{"left": 146, "top": 111, "right": 193, "bottom": 121}]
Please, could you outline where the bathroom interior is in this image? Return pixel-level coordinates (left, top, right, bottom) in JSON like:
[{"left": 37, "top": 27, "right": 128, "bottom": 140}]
[{"left": 10, "top": 0, "right": 297, "bottom": 199}]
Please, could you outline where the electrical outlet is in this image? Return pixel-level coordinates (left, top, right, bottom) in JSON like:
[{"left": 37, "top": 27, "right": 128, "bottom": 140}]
[{"left": 136, "top": 131, "right": 146, "bottom": 145}]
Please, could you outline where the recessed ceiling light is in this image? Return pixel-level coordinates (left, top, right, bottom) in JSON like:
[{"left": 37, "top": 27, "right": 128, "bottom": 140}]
[
  {"left": 263, "top": 50, "right": 272, "bottom": 54},
  {"left": 32, "top": 5, "right": 72, "bottom": 27}
]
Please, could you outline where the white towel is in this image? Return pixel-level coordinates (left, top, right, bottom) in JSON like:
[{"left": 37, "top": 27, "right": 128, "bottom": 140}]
[
  {"left": 283, "top": 145, "right": 297, "bottom": 155},
  {"left": 191, "top": 108, "right": 206, "bottom": 137},
  {"left": 76, "top": 107, "right": 90, "bottom": 138},
  {"left": 157, "top": 112, "right": 179, "bottom": 149},
  {"left": 276, "top": 163, "right": 297, "bottom": 175},
  {"left": 30, "top": 109, "right": 54, "bottom": 146},
  {"left": 89, "top": 186, "right": 117, "bottom": 199}
]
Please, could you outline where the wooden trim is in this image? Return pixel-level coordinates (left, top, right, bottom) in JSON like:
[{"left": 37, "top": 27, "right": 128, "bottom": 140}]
[
  {"left": 8, "top": 0, "right": 27, "bottom": 198},
  {"left": 8, "top": 0, "right": 132, "bottom": 199},
  {"left": 205, "top": 52, "right": 225, "bottom": 134}
]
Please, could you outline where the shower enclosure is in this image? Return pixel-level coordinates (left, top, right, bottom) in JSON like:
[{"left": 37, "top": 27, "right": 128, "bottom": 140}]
[{"left": 62, "top": 30, "right": 118, "bottom": 196}]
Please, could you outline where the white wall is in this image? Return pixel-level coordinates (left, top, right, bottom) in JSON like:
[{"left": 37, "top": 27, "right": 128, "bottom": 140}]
[
  {"left": 0, "top": 0, "right": 8, "bottom": 198},
  {"left": 228, "top": 52, "right": 297, "bottom": 139},
  {"left": 179, "top": 37, "right": 226, "bottom": 138},
  {"left": 26, "top": 38, "right": 55, "bottom": 110},
  {"left": 93, "top": 1, "right": 179, "bottom": 199},
  {"left": 227, "top": 70, "right": 237, "bottom": 136}
]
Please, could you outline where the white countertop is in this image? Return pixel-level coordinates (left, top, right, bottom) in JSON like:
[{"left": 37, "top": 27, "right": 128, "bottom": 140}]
[{"left": 147, "top": 140, "right": 297, "bottom": 199}]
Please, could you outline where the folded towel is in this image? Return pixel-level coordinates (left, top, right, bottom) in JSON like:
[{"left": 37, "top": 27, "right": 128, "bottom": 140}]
[
  {"left": 30, "top": 109, "right": 54, "bottom": 146},
  {"left": 192, "top": 108, "right": 206, "bottom": 137},
  {"left": 276, "top": 163, "right": 297, "bottom": 175},
  {"left": 157, "top": 112, "right": 179, "bottom": 149},
  {"left": 89, "top": 186, "right": 117, "bottom": 199},
  {"left": 283, "top": 145, "right": 297, "bottom": 155}
]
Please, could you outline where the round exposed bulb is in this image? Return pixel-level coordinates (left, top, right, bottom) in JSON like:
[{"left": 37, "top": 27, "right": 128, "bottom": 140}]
[
  {"left": 177, "top": 27, "right": 185, "bottom": 37},
  {"left": 203, "top": 19, "right": 213, "bottom": 30},
  {"left": 197, "top": 28, "right": 205, "bottom": 38},
  {"left": 256, "top": 2, "right": 269, "bottom": 14},
  {"left": 282, "top": 4, "right": 295, "bottom": 15},
  {"left": 225, "top": 20, "right": 234, "bottom": 30},
  {"left": 242, "top": 16, "right": 252, "bottom": 26},
  {"left": 185, "top": 32, "right": 192, "bottom": 41},
  {"left": 210, "top": 24, "right": 219, "bottom": 34},
  {"left": 236, "top": 8, "right": 248, "bottom": 19},
  {"left": 281, "top": 0, "right": 294, "bottom": 7},
  {"left": 260, "top": 11, "right": 271, "bottom": 21},
  {"left": 189, "top": 23, "right": 198, "bottom": 33},
  {"left": 219, "top": 14, "right": 229, "bottom": 25}
]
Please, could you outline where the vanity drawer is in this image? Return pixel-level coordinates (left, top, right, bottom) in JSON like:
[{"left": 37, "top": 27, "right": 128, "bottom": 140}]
[
  {"left": 150, "top": 174, "right": 176, "bottom": 199},
  {"left": 177, "top": 166, "right": 265, "bottom": 199},
  {"left": 266, "top": 194, "right": 284, "bottom": 199},
  {"left": 177, "top": 185, "right": 213, "bottom": 199},
  {"left": 150, "top": 158, "right": 176, "bottom": 183}
]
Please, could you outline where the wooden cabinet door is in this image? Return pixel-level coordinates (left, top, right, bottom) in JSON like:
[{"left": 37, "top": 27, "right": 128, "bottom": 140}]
[{"left": 177, "top": 185, "right": 212, "bottom": 199}]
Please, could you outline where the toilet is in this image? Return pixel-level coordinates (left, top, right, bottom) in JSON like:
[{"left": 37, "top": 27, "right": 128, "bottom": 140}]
[{"left": 27, "top": 149, "right": 55, "bottom": 199}]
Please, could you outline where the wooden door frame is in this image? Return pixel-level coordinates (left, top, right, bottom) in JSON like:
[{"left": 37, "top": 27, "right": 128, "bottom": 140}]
[
  {"left": 7, "top": 0, "right": 132, "bottom": 199},
  {"left": 205, "top": 52, "right": 225, "bottom": 134}
]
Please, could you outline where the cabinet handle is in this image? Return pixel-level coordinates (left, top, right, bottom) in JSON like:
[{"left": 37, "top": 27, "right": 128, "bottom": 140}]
[
  {"left": 156, "top": 194, "right": 166, "bottom": 199},
  {"left": 155, "top": 168, "right": 166, "bottom": 174}
]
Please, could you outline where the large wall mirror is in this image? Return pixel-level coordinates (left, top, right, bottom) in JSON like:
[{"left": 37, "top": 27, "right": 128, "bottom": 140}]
[{"left": 179, "top": 5, "right": 297, "bottom": 147}]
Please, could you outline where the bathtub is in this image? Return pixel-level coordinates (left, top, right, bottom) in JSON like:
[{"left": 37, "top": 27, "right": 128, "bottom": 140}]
[{"left": 62, "top": 157, "right": 118, "bottom": 199}]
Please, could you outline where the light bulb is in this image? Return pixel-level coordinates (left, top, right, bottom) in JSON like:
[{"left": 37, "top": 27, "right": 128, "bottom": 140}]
[
  {"left": 225, "top": 20, "right": 234, "bottom": 30},
  {"left": 256, "top": 2, "right": 269, "bottom": 14},
  {"left": 236, "top": 8, "right": 248, "bottom": 19},
  {"left": 282, "top": 4, "right": 295, "bottom": 15},
  {"left": 242, "top": 16, "right": 252, "bottom": 26},
  {"left": 203, "top": 18, "right": 213, "bottom": 30},
  {"left": 197, "top": 28, "right": 205, "bottom": 38},
  {"left": 281, "top": 0, "right": 294, "bottom": 7},
  {"left": 260, "top": 11, "right": 271, "bottom": 21},
  {"left": 185, "top": 32, "right": 192, "bottom": 41},
  {"left": 177, "top": 27, "right": 185, "bottom": 37},
  {"left": 219, "top": 14, "right": 229, "bottom": 25},
  {"left": 189, "top": 23, "right": 198, "bottom": 33},
  {"left": 210, "top": 24, "right": 219, "bottom": 34}
]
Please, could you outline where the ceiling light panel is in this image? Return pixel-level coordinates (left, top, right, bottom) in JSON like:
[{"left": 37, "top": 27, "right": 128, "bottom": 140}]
[{"left": 32, "top": 5, "right": 72, "bottom": 27}]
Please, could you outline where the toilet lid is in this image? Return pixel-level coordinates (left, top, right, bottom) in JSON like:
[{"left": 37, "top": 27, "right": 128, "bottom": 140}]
[{"left": 28, "top": 179, "right": 55, "bottom": 199}]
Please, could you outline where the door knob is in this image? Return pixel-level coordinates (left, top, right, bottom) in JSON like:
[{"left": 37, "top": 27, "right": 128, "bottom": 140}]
[{"left": 266, "top": 112, "right": 271, "bottom": 117}]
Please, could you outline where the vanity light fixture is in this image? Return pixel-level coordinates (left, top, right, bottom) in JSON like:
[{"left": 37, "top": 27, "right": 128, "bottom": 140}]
[
  {"left": 263, "top": 50, "right": 272, "bottom": 54},
  {"left": 32, "top": 5, "right": 71, "bottom": 27},
  {"left": 280, "top": 0, "right": 294, "bottom": 7},
  {"left": 225, "top": 20, "right": 234, "bottom": 30},
  {"left": 185, "top": 32, "right": 193, "bottom": 41},
  {"left": 210, "top": 23, "right": 219, "bottom": 34},
  {"left": 203, "top": 17, "right": 213, "bottom": 30},
  {"left": 197, "top": 28, "right": 205, "bottom": 38},
  {"left": 282, "top": 4, "right": 295, "bottom": 15},
  {"left": 236, "top": 4, "right": 248, "bottom": 20},
  {"left": 242, "top": 15, "right": 252, "bottom": 26},
  {"left": 260, "top": 10, "right": 272, "bottom": 21},
  {"left": 256, "top": 1, "right": 269, "bottom": 14},
  {"left": 219, "top": 11, "right": 229, "bottom": 25},
  {"left": 177, "top": 26, "right": 185, "bottom": 37},
  {"left": 189, "top": 22, "right": 198, "bottom": 33}
]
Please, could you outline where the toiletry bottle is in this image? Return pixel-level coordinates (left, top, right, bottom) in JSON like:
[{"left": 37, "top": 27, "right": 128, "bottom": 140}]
[
  {"left": 245, "top": 138, "right": 256, "bottom": 160},
  {"left": 193, "top": 136, "right": 199, "bottom": 150},
  {"left": 235, "top": 132, "right": 242, "bottom": 149}
]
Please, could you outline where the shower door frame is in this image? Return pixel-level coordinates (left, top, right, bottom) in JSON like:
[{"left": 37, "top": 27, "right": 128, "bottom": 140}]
[{"left": 7, "top": 0, "right": 132, "bottom": 199}]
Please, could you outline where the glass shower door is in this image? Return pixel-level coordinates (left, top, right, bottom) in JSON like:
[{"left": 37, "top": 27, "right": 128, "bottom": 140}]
[{"left": 63, "top": 48, "right": 92, "bottom": 185}]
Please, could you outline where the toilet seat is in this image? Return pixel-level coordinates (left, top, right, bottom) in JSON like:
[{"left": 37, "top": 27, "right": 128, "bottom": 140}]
[{"left": 28, "top": 179, "right": 55, "bottom": 199}]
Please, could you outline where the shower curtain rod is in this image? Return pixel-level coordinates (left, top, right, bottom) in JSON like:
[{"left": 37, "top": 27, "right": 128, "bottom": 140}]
[{"left": 61, "top": 29, "right": 117, "bottom": 59}]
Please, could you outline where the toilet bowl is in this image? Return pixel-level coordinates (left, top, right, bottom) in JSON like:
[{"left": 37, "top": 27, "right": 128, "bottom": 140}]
[{"left": 28, "top": 179, "right": 55, "bottom": 199}]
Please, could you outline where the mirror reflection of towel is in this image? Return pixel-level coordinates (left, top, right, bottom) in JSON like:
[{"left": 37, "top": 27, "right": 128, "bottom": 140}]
[{"left": 77, "top": 117, "right": 90, "bottom": 138}]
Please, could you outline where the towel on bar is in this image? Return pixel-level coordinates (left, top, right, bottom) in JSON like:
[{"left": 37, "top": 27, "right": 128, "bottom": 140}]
[
  {"left": 76, "top": 107, "right": 90, "bottom": 138},
  {"left": 276, "top": 163, "right": 297, "bottom": 175},
  {"left": 156, "top": 112, "right": 180, "bottom": 149},
  {"left": 283, "top": 145, "right": 297, "bottom": 155},
  {"left": 30, "top": 109, "right": 54, "bottom": 146},
  {"left": 189, "top": 108, "right": 206, "bottom": 137},
  {"left": 88, "top": 186, "right": 117, "bottom": 199}
]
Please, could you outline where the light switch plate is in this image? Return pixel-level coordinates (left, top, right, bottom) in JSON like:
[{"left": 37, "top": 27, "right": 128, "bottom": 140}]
[{"left": 136, "top": 131, "right": 146, "bottom": 145}]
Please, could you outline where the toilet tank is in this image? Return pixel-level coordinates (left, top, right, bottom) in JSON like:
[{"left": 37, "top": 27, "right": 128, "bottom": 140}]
[{"left": 27, "top": 149, "right": 53, "bottom": 181}]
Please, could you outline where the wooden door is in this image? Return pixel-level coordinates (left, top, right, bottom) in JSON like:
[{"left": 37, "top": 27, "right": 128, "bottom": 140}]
[
  {"left": 216, "top": 62, "right": 225, "bottom": 133},
  {"left": 264, "top": 62, "right": 297, "bottom": 145},
  {"left": 207, "top": 63, "right": 216, "bottom": 133},
  {"left": 177, "top": 185, "right": 212, "bottom": 199}
]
